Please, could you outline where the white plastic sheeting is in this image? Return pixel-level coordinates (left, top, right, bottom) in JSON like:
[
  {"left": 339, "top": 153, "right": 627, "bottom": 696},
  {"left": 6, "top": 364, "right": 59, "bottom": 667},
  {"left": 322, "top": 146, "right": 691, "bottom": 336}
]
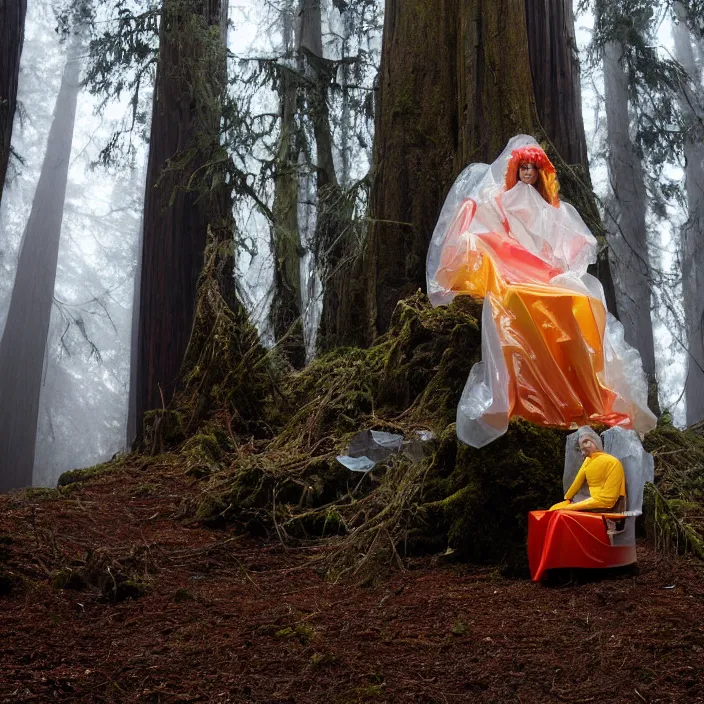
[{"left": 336, "top": 429, "right": 435, "bottom": 472}]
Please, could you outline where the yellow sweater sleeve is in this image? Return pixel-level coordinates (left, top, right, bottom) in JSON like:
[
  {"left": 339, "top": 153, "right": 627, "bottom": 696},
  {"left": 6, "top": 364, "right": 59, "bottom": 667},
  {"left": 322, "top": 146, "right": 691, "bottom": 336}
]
[{"left": 565, "top": 462, "right": 587, "bottom": 500}]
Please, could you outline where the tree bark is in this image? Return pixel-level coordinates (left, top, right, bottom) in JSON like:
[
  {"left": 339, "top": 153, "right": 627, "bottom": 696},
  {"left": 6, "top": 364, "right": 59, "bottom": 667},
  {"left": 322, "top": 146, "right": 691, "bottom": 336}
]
[
  {"left": 525, "top": 0, "right": 588, "bottom": 171},
  {"left": 325, "top": 0, "right": 596, "bottom": 348},
  {"left": 0, "top": 0, "right": 27, "bottom": 204},
  {"left": 269, "top": 0, "right": 305, "bottom": 367},
  {"left": 298, "top": 0, "right": 337, "bottom": 191},
  {"left": 126, "top": 217, "right": 144, "bottom": 448},
  {"left": 602, "top": 39, "right": 660, "bottom": 415},
  {"left": 526, "top": 0, "right": 618, "bottom": 318},
  {"left": 0, "top": 38, "right": 81, "bottom": 492},
  {"left": 134, "top": 0, "right": 230, "bottom": 431},
  {"left": 674, "top": 4, "right": 704, "bottom": 425}
]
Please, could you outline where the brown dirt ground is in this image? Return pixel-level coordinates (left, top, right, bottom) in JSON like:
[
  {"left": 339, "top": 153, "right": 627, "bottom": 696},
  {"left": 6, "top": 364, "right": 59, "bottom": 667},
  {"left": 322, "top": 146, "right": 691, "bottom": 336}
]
[{"left": 1, "top": 461, "right": 702, "bottom": 704}]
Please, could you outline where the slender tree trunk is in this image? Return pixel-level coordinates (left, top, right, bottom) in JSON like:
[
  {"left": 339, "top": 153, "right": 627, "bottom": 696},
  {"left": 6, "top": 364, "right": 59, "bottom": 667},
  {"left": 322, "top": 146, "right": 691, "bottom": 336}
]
[
  {"left": 324, "top": 0, "right": 596, "bottom": 348},
  {"left": 338, "top": 9, "right": 354, "bottom": 189},
  {"left": 297, "top": 0, "right": 354, "bottom": 354},
  {"left": 315, "top": 6, "right": 360, "bottom": 352},
  {"left": 602, "top": 39, "right": 660, "bottom": 415},
  {"left": 0, "top": 0, "right": 27, "bottom": 204},
  {"left": 270, "top": 0, "right": 305, "bottom": 367},
  {"left": 674, "top": 4, "right": 704, "bottom": 425},
  {"left": 298, "top": 0, "right": 337, "bottom": 191},
  {"left": 0, "top": 38, "right": 81, "bottom": 492},
  {"left": 134, "top": 0, "right": 230, "bottom": 431},
  {"left": 126, "top": 217, "right": 144, "bottom": 448}
]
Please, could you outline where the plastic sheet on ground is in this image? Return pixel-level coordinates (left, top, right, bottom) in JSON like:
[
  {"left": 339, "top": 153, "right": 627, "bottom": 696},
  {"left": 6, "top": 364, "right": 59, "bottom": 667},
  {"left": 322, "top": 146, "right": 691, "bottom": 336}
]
[
  {"left": 336, "top": 429, "right": 435, "bottom": 472},
  {"left": 427, "top": 134, "right": 657, "bottom": 446}
]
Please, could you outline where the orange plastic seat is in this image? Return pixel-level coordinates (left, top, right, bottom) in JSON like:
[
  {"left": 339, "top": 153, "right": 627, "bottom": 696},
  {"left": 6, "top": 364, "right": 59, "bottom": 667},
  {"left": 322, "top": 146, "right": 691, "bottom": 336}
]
[{"left": 528, "top": 509, "right": 636, "bottom": 582}]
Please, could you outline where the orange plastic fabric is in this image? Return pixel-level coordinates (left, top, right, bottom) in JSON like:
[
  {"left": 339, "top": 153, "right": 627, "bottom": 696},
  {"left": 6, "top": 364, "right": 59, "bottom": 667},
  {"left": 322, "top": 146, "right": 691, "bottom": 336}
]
[
  {"left": 528, "top": 510, "right": 636, "bottom": 582},
  {"left": 436, "top": 203, "right": 630, "bottom": 430},
  {"left": 427, "top": 135, "right": 657, "bottom": 447}
]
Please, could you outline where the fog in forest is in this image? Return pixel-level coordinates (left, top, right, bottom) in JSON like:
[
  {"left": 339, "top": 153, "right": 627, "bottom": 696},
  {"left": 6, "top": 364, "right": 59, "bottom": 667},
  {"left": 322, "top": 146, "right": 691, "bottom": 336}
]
[
  {"left": 0, "top": 0, "right": 699, "bottom": 489},
  {"left": 0, "top": 0, "right": 145, "bottom": 488}
]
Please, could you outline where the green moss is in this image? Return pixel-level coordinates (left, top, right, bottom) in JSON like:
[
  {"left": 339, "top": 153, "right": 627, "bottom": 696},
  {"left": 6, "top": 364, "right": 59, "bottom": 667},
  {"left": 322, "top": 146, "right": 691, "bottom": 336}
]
[
  {"left": 183, "top": 430, "right": 228, "bottom": 478},
  {"left": 133, "top": 483, "right": 157, "bottom": 497},
  {"left": 51, "top": 562, "right": 149, "bottom": 602},
  {"left": 57, "top": 460, "right": 117, "bottom": 488},
  {"left": 23, "top": 487, "right": 64, "bottom": 500},
  {"left": 347, "top": 684, "right": 385, "bottom": 701},
  {"left": 642, "top": 424, "right": 704, "bottom": 558},
  {"left": 142, "top": 409, "right": 187, "bottom": 453},
  {"left": 322, "top": 508, "right": 343, "bottom": 536},
  {"left": 142, "top": 290, "right": 701, "bottom": 579},
  {"left": 274, "top": 624, "right": 315, "bottom": 645},
  {"left": 186, "top": 294, "right": 574, "bottom": 575},
  {"left": 194, "top": 493, "right": 228, "bottom": 523},
  {"left": 57, "top": 453, "right": 176, "bottom": 490},
  {"left": 310, "top": 652, "right": 338, "bottom": 668},
  {"left": 644, "top": 486, "right": 704, "bottom": 559},
  {"left": 51, "top": 568, "right": 88, "bottom": 591},
  {"left": 287, "top": 506, "right": 347, "bottom": 540},
  {"left": 274, "top": 626, "right": 294, "bottom": 639},
  {"left": 451, "top": 619, "right": 468, "bottom": 636},
  {"left": 415, "top": 419, "right": 565, "bottom": 575}
]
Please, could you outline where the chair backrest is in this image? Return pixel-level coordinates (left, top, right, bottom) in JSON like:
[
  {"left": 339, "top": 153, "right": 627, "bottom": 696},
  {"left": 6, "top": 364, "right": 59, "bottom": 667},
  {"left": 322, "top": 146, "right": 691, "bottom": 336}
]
[{"left": 601, "top": 427, "right": 654, "bottom": 516}]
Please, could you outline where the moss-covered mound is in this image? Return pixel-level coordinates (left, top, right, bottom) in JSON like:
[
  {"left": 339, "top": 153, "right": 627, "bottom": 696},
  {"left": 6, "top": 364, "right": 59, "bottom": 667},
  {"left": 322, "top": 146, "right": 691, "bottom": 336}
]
[
  {"left": 168, "top": 293, "right": 569, "bottom": 577},
  {"left": 644, "top": 422, "right": 704, "bottom": 558},
  {"left": 58, "top": 293, "right": 704, "bottom": 578}
]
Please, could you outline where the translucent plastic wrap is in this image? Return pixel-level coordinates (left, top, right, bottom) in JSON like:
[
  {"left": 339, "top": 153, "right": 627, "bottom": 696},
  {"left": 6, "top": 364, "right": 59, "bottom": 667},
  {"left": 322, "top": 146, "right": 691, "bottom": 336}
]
[
  {"left": 427, "top": 135, "right": 657, "bottom": 446},
  {"left": 601, "top": 426, "right": 654, "bottom": 516},
  {"left": 336, "top": 429, "right": 435, "bottom": 472},
  {"left": 602, "top": 315, "right": 658, "bottom": 435},
  {"left": 456, "top": 297, "right": 510, "bottom": 447}
]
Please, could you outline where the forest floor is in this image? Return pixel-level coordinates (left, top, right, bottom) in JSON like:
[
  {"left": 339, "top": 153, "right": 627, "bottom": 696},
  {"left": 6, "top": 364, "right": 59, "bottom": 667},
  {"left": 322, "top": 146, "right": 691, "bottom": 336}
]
[{"left": 1, "top": 459, "right": 703, "bottom": 704}]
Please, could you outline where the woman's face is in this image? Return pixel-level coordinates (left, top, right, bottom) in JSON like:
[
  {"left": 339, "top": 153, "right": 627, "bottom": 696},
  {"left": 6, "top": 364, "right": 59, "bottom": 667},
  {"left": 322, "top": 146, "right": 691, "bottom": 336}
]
[
  {"left": 518, "top": 162, "right": 538, "bottom": 186},
  {"left": 579, "top": 435, "right": 599, "bottom": 457}
]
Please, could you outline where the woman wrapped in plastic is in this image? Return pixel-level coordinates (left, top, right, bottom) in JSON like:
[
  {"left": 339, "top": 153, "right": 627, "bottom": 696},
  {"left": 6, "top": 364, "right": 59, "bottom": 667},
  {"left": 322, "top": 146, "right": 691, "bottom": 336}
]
[{"left": 426, "top": 135, "right": 656, "bottom": 447}]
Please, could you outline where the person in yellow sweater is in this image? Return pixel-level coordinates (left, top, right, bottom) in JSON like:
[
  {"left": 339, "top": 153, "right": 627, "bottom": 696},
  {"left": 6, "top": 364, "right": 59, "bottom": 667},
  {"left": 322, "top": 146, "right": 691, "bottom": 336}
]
[{"left": 549, "top": 426, "right": 626, "bottom": 512}]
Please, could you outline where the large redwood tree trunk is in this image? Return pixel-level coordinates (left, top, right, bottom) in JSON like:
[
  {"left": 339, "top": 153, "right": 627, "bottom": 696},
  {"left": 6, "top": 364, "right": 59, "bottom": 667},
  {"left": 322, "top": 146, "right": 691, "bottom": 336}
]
[
  {"left": 133, "top": 0, "right": 229, "bottom": 431},
  {"left": 525, "top": 0, "right": 588, "bottom": 170},
  {"left": 0, "top": 0, "right": 27, "bottom": 204},
  {"left": 325, "top": 0, "right": 595, "bottom": 347},
  {"left": 0, "top": 39, "right": 81, "bottom": 492}
]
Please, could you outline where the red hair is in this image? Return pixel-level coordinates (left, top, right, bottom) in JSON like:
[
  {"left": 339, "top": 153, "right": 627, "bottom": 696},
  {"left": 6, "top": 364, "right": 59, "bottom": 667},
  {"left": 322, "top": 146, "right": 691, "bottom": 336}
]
[{"left": 505, "top": 145, "right": 560, "bottom": 207}]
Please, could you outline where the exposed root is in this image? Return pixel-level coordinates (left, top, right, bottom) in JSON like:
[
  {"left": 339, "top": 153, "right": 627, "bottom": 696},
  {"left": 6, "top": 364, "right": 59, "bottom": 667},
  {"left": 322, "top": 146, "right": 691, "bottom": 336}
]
[
  {"left": 644, "top": 422, "right": 704, "bottom": 558},
  {"left": 60, "top": 290, "right": 704, "bottom": 580}
]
